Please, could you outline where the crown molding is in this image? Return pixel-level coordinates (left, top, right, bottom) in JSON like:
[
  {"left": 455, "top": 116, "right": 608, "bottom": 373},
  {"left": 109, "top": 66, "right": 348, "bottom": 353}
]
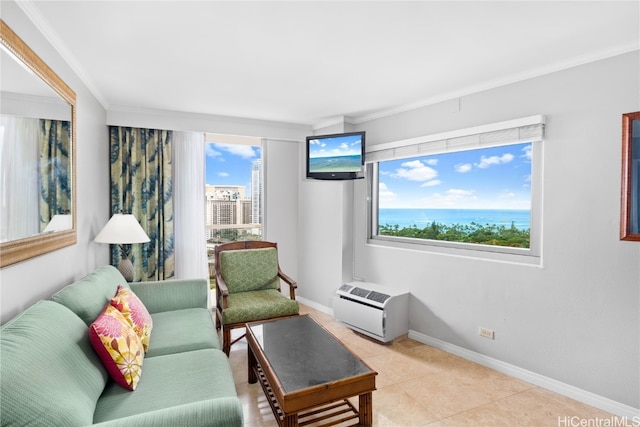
[
  {"left": 311, "top": 115, "right": 358, "bottom": 132},
  {"left": 16, "top": 0, "right": 110, "bottom": 109},
  {"left": 352, "top": 42, "right": 640, "bottom": 125}
]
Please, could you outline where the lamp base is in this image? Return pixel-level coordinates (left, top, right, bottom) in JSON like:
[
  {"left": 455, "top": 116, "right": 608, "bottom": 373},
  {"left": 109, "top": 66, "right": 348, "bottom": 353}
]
[{"left": 118, "top": 258, "right": 135, "bottom": 282}]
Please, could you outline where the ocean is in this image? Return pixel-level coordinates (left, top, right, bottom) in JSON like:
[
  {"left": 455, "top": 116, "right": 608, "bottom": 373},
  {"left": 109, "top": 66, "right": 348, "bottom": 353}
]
[
  {"left": 378, "top": 208, "right": 530, "bottom": 230},
  {"left": 309, "top": 155, "right": 361, "bottom": 173}
]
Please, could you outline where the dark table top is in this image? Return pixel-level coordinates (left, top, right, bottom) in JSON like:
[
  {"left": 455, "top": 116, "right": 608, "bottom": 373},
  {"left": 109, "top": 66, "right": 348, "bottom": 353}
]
[{"left": 247, "top": 315, "right": 373, "bottom": 393}]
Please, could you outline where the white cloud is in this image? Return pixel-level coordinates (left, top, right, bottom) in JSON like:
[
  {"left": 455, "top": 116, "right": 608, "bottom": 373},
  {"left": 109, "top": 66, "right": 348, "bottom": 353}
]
[
  {"left": 214, "top": 143, "right": 257, "bottom": 159},
  {"left": 206, "top": 145, "right": 222, "bottom": 158},
  {"left": 447, "top": 188, "right": 475, "bottom": 198},
  {"left": 218, "top": 172, "right": 229, "bottom": 177},
  {"left": 425, "top": 159, "right": 438, "bottom": 166},
  {"left": 476, "top": 153, "right": 514, "bottom": 169},
  {"left": 421, "top": 179, "right": 441, "bottom": 187},
  {"left": 402, "top": 160, "right": 424, "bottom": 168},
  {"left": 421, "top": 188, "right": 477, "bottom": 208},
  {"left": 340, "top": 143, "right": 349, "bottom": 150},
  {"left": 391, "top": 160, "right": 438, "bottom": 182},
  {"left": 499, "top": 192, "right": 515, "bottom": 198},
  {"left": 455, "top": 163, "right": 472, "bottom": 173},
  {"left": 378, "top": 182, "right": 397, "bottom": 206},
  {"left": 521, "top": 144, "right": 532, "bottom": 161}
]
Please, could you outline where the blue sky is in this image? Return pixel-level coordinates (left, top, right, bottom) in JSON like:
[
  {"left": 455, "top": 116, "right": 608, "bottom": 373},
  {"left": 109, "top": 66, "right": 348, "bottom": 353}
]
[
  {"left": 378, "top": 142, "right": 532, "bottom": 210},
  {"left": 205, "top": 143, "right": 261, "bottom": 187},
  {"left": 308, "top": 134, "right": 362, "bottom": 159}
]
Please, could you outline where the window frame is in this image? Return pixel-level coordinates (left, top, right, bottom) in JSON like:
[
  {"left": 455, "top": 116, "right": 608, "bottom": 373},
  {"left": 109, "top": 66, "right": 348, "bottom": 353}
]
[{"left": 366, "top": 116, "right": 544, "bottom": 265}]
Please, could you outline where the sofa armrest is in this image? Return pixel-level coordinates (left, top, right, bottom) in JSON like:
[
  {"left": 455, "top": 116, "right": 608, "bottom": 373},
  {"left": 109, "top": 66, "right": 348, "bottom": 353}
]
[
  {"left": 129, "top": 279, "right": 209, "bottom": 314},
  {"left": 92, "top": 397, "right": 243, "bottom": 427}
]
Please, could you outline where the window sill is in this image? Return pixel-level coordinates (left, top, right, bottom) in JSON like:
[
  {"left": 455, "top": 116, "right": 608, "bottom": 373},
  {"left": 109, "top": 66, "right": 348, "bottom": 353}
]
[{"left": 368, "top": 236, "right": 542, "bottom": 267}]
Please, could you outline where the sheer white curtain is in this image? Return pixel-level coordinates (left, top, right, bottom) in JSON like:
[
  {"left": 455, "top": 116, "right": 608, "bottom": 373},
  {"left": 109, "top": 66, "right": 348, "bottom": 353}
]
[
  {"left": 173, "top": 131, "right": 208, "bottom": 280},
  {"left": 0, "top": 116, "right": 41, "bottom": 242}
]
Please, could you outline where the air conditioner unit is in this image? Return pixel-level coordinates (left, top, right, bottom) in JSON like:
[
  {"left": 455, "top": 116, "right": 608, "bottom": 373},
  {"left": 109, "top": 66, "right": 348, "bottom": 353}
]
[{"left": 333, "top": 281, "right": 409, "bottom": 343}]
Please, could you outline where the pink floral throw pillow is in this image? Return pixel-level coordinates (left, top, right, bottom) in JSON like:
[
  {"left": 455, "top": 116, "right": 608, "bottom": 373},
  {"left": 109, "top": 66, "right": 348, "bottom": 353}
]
[
  {"left": 110, "top": 285, "right": 153, "bottom": 353},
  {"left": 89, "top": 304, "right": 144, "bottom": 390}
]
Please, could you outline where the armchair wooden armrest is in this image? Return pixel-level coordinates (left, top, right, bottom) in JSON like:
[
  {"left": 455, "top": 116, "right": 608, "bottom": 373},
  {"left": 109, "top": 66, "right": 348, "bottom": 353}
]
[
  {"left": 277, "top": 267, "right": 297, "bottom": 300},
  {"left": 215, "top": 272, "right": 229, "bottom": 309}
]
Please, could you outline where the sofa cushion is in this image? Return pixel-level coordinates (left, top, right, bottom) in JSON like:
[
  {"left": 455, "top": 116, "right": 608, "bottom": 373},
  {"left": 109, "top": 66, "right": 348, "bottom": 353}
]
[
  {"left": 129, "top": 278, "right": 209, "bottom": 314},
  {"left": 0, "top": 300, "right": 108, "bottom": 426},
  {"left": 145, "top": 308, "right": 220, "bottom": 357},
  {"left": 89, "top": 304, "right": 145, "bottom": 390},
  {"left": 110, "top": 285, "right": 153, "bottom": 353},
  {"left": 52, "top": 265, "right": 129, "bottom": 325},
  {"left": 93, "top": 349, "right": 240, "bottom": 424},
  {"left": 221, "top": 289, "right": 299, "bottom": 325},
  {"left": 219, "top": 247, "right": 280, "bottom": 293}
]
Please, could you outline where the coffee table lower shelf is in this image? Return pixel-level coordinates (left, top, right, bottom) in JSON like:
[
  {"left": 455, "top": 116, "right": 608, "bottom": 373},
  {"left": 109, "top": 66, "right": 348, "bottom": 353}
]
[{"left": 253, "top": 363, "right": 363, "bottom": 427}]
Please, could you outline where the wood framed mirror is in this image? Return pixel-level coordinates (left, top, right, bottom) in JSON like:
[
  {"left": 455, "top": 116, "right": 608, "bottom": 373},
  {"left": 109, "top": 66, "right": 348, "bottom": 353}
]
[
  {"left": 1, "top": 20, "right": 77, "bottom": 267},
  {"left": 620, "top": 111, "right": 640, "bottom": 241}
]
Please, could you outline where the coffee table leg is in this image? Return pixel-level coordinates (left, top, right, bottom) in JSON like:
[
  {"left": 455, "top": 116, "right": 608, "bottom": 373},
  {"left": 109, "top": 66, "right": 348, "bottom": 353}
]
[
  {"left": 283, "top": 414, "right": 298, "bottom": 427},
  {"left": 359, "top": 392, "right": 373, "bottom": 426},
  {"left": 248, "top": 345, "right": 257, "bottom": 384}
]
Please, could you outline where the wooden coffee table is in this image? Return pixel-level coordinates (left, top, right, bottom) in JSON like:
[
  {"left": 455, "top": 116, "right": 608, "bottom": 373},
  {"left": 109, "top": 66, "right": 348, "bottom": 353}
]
[{"left": 246, "top": 315, "right": 377, "bottom": 427}]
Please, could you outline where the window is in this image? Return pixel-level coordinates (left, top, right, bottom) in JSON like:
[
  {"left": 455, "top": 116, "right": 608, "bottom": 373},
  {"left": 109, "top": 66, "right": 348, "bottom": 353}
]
[
  {"left": 204, "top": 134, "right": 263, "bottom": 244},
  {"left": 367, "top": 116, "right": 544, "bottom": 261}
]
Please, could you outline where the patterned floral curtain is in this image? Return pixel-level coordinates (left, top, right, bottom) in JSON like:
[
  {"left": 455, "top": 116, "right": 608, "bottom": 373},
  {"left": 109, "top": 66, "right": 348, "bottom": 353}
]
[
  {"left": 39, "top": 119, "right": 71, "bottom": 230},
  {"left": 109, "top": 126, "right": 175, "bottom": 281}
]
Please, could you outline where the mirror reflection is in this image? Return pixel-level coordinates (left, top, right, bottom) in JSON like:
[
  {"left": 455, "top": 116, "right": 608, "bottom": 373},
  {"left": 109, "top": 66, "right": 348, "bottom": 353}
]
[
  {"left": 0, "top": 19, "right": 76, "bottom": 267},
  {"left": 1, "top": 51, "right": 73, "bottom": 241}
]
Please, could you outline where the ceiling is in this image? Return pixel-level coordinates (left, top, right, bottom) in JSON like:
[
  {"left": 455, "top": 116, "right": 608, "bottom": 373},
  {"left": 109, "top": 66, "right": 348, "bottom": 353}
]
[{"left": 17, "top": 1, "right": 640, "bottom": 126}]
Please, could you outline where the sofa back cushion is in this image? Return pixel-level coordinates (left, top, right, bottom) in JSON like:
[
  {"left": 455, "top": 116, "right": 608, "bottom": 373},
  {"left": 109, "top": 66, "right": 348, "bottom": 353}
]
[
  {"left": 1, "top": 300, "right": 108, "bottom": 426},
  {"left": 52, "top": 265, "right": 129, "bottom": 325},
  {"left": 219, "top": 247, "right": 279, "bottom": 293}
]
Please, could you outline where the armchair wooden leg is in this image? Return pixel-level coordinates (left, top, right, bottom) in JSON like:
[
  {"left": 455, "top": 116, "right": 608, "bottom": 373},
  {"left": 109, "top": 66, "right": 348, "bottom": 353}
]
[{"left": 223, "top": 327, "right": 231, "bottom": 356}]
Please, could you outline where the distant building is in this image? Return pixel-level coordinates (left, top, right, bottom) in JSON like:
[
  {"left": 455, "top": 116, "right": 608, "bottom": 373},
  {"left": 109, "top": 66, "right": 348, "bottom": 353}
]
[
  {"left": 205, "top": 185, "right": 257, "bottom": 240},
  {"left": 206, "top": 185, "right": 245, "bottom": 201},
  {"left": 251, "top": 159, "right": 262, "bottom": 224}
]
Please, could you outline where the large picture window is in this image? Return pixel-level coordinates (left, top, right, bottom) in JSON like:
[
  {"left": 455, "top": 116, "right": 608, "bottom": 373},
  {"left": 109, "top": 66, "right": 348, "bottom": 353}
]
[{"left": 367, "top": 116, "right": 544, "bottom": 261}]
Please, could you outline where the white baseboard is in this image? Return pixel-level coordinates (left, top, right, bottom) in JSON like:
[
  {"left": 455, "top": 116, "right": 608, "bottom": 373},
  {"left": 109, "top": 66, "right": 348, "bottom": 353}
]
[
  {"left": 408, "top": 330, "right": 640, "bottom": 420},
  {"left": 297, "top": 296, "right": 334, "bottom": 316}
]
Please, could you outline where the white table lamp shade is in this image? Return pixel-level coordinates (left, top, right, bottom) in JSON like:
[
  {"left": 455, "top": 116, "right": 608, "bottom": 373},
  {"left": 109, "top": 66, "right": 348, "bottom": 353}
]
[
  {"left": 43, "top": 214, "right": 73, "bottom": 233},
  {"left": 94, "top": 214, "right": 150, "bottom": 244}
]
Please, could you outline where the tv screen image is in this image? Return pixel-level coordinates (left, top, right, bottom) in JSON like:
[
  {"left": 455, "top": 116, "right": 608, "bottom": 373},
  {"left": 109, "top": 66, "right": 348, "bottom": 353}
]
[{"left": 306, "top": 131, "right": 366, "bottom": 180}]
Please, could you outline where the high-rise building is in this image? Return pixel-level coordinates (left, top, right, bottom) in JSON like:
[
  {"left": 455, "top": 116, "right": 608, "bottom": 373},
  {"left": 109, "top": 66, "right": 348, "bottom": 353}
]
[
  {"left": 251, "top": 159, "right": 262, "bottom": 225},
  {"left": 205, "top": 185, "right": 249, "bottom": 240}
]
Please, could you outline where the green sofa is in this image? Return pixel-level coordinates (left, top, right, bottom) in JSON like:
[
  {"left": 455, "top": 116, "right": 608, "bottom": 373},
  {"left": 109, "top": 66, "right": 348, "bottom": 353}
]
[{"left": 0, "top": 265, "right": 243, "bottom": 427}]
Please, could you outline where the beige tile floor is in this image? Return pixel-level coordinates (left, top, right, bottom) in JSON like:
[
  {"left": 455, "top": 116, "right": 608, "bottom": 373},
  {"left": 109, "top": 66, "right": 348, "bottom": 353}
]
[{"left": 226, "top": 304, "right": 620, "bottom": 427}]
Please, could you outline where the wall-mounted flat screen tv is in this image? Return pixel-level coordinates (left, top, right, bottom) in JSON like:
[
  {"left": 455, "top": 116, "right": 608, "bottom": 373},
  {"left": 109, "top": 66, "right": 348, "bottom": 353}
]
[{"left": 306, "top": 131, "right": 366, "bottom": 180}]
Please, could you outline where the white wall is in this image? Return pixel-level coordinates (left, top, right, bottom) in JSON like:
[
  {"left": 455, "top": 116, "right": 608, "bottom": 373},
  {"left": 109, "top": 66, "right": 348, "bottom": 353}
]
[
  {"left": 346, "top": 52, "right": 639, "bottom": 410},
  {"left": 107, "top": 106, "right": 309, "bottom": 142},
  {"left": 297, "top": 121, "right": 359, "bottom": 308},
  {"left": 263, "top": 138, "right": 300, "bottom": 293},
  {"left": 0, "top": 2, "right": 111, "bottom": 323}
]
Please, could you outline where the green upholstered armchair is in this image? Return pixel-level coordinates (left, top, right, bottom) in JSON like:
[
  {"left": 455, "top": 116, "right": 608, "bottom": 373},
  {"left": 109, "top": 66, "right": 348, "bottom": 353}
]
[{"left": 214, "top": 241, "right": 299, "bottom": 355}]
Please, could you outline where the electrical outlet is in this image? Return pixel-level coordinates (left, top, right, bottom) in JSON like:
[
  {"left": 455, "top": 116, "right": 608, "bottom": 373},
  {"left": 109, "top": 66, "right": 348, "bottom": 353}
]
[{"left": 479, "top": 327, "right": 495, "bottom": 340}]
